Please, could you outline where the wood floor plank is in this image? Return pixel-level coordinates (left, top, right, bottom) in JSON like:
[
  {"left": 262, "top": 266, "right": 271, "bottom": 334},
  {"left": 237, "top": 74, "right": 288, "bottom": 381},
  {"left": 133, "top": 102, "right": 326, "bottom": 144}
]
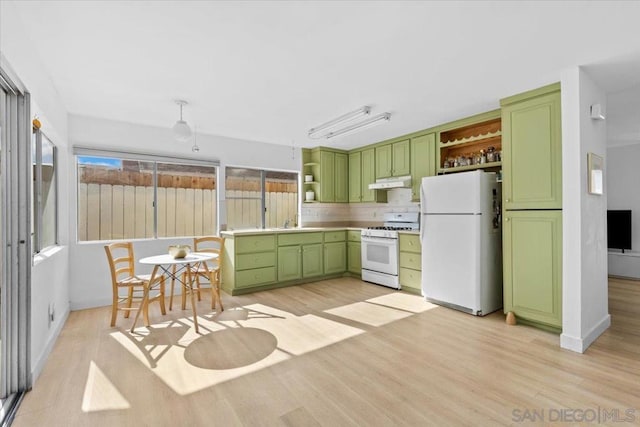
[{"left": 12, "top": 277, "right": 640, "bottom": 426}]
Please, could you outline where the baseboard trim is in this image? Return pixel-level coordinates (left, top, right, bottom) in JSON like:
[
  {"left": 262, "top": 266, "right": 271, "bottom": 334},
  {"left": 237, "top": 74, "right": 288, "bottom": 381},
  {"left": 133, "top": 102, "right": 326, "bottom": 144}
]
[
  {"left": 31, "top": 306, "right": 70, "bottom": 384},
  {"left": 560, "top": 314, "right": 611, "bottom": 353}
]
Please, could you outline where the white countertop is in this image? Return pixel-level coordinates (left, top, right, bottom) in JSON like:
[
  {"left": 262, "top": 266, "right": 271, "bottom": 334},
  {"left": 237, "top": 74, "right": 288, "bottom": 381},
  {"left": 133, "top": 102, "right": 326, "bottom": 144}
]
[{"left": 221, "top": 227, "right": 363, "bottom": 237}]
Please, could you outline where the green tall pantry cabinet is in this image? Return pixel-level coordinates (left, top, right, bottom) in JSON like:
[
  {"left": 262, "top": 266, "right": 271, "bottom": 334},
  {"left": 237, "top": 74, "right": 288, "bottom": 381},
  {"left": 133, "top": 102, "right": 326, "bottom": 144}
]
[{"left": 501, "top": 83, "right": 563, "bottom": 331}]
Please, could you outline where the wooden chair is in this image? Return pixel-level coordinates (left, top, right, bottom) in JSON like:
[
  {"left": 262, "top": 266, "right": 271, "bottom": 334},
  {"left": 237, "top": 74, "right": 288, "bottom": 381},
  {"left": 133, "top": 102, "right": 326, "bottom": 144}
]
[
  {"left": 170, "top": 236, "right": 225, "bottom": 312},
  {"left": 104, "top": 242, "right": 166, "bottom": 327}
]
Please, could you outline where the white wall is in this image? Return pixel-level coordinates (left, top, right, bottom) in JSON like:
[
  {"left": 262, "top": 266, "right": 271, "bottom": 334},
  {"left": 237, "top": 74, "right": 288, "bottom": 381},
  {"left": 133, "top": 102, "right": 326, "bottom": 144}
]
[
  {"left": 1, "top": 0, "right": 71, "bottom": 381},
  {"left": 607, "top": 143, "right": 640, "bottom": 251},
  {"left": 68, "top": 115, "right": 301, "bottom": 309},
  {"left": 560, "top": 67, "right": 610, "bottom": 353}
]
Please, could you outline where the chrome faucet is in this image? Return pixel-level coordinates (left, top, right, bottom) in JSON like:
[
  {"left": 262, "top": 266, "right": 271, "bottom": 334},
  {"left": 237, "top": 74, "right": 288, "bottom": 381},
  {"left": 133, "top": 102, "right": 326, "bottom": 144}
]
[{"left": 283, "top": 219, "right": 290, "bottom": 229}]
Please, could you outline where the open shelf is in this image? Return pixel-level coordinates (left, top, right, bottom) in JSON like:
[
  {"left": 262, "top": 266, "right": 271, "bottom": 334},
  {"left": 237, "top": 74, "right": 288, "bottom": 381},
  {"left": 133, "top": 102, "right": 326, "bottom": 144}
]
[
  {"left": 441, "top": 130, "right": 502, "bottom": 147},
  {"left": 439, "top": 117, "right": 502, "bottom": 172},
  {"left": 438, "top": 161, "right": 501, "bottom": 174}
]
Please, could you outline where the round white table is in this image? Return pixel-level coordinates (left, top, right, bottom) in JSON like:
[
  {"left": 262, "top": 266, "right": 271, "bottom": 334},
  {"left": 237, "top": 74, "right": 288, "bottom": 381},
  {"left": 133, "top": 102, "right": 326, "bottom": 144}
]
[{"left": 133, "top": 252, "right": 218, "bottom": 333}]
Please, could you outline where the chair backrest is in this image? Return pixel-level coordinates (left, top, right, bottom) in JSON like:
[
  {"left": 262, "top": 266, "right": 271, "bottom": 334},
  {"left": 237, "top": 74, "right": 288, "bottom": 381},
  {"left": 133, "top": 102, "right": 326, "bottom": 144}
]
[
  {"left": 193, "top": 236, "right": 225, "bottom": 269},
  {"left": 104, "top": 242, "right": 136, "bottom": 286}
]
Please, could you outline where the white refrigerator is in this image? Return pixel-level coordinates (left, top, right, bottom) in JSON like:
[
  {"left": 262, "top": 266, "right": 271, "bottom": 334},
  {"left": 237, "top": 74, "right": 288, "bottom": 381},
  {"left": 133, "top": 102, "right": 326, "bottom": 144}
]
[{"left": 420, "top": 170, "right": 502, "bottom": 316}]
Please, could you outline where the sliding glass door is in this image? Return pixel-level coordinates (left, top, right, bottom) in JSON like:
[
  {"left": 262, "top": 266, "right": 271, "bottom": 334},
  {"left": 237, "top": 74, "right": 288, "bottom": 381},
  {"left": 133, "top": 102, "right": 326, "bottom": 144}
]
[{"left": 0, "top": 66, "right": 32, "bottom": 424}]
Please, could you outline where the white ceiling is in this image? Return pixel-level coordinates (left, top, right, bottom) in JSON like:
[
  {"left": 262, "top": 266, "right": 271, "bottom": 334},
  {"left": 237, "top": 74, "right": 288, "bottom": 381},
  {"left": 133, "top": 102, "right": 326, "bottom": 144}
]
[{"left": 8, "top": 0, "right": 640, "bottom": 149}]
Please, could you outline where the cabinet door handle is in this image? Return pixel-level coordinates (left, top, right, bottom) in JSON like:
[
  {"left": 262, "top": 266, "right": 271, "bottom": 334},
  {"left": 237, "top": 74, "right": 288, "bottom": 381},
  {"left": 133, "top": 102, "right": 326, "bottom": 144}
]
[
  {"left": 505, "top": 218, "right": 510, "bottom": 222},
  {"left": 506, "top": 198, "right": 510, "bottom": 202}
]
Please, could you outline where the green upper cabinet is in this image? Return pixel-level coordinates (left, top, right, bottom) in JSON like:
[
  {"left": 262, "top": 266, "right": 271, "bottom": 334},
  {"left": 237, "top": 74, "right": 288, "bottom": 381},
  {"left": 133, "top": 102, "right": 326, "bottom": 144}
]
[
  {"left": 375, "top": 144, "right": 393, "bottom": 178},
  {"left": 501, "top": 84, "right": 562, "bottom": 210},
  {"left": 361, "top": 148, "right": 386, "bottom": 202},
  {"left": 319, "top": 150, "right": 335, "bottom": 202},
  {"left": 348, "top": 151, "right": 362, "bottom": 203},
  {"left": 503, "top": 210, "right": 562, "bottom": 329},
  {"left": 392, "top": 139, "right": 411, "bottom": 176},
  {"left": 303, "top": 147, "right": 349, "bottom": 203},
  {"left": 334, "top": 152, "right": 348, "bottom": 203},
  {"left": 375, "top": 140, "right": 410, "bottom": 179},
  {"left": 410, "top": 133, "right": 436, "bottom": 202}
]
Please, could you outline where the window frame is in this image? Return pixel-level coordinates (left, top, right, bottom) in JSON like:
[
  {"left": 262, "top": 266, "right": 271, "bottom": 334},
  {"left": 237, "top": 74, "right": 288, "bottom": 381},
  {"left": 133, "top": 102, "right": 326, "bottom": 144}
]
[
  {"left": 74, "top": 147, "right": 220, "bottom": 242},
  {"left": 225, "top": 165, "right": 300, "bottom": 230},
  {"left": 32, "top": 129, "right": 58, "bottom": 253}
]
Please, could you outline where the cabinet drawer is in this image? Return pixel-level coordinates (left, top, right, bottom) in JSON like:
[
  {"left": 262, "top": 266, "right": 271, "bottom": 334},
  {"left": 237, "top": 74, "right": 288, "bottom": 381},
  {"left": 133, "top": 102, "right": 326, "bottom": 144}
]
[
  {"left": 399, "top": 234, "right": 421, "bottom": 253},
  {"left": 324, "top": 230, "right": 346, "bottom": 243},
  {"left": 236, "top": 252, "right": 276, "bottom": 270},
  {"left": 278, "top": 232, "right": 323, "bottom": 246},
  {"left": 400, "top": 251, "right": 421, "bottom": 270},
  {"left": 236, "top": 235, "right": 276, "bottom": 254},
  {"left": 347, "top": 230, "right": 361, "bottom": 242},
  {"left": 235, "top": 266, "right": 276, "bottom": 288},
  {"left": 400, "top": 267, "right": 421, "bottom": 291}
]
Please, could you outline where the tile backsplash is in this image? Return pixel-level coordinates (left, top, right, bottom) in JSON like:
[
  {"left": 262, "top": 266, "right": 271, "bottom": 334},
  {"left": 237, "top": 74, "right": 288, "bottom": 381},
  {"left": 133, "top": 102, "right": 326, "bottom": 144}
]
[{"left": 301, "top": 188, "right": 419, "bottom": 227}]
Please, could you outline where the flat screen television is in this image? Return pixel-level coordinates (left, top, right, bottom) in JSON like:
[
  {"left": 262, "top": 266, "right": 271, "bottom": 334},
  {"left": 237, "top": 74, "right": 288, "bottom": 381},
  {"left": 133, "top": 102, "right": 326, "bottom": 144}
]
[{"left": 607, "top": 210, "right": 632, "bottom": 252}]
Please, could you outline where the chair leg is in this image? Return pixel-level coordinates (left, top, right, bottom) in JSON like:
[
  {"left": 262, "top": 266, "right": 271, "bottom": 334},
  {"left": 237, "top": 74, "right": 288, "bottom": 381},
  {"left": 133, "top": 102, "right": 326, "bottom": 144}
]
[
  {"left": 143, "top": 287, "right": 151, "bottom": 326},
  {"left": 211, "top": 271, "right": 224, "bottom": 311},
  {"left": 159, "top": 276, "right": 167, "bottom": 315},
  {"left": 124, "top": 287, "right": 134, "bottom": 318},
  {"left": 111, "top": 298, "right": 118, "bottom": 327},
  {"left": 217, "top": 283, "right": 224, "bottom": 312},
  {"left": 196, "top": 274, "right": 202, "bottom": 301}
]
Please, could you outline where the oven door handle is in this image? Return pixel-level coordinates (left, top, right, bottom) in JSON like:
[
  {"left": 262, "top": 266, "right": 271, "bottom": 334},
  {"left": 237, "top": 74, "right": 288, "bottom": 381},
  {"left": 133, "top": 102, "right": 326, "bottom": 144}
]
[{"left": 362, "top": 236, "right": 397, "bottom": 244}]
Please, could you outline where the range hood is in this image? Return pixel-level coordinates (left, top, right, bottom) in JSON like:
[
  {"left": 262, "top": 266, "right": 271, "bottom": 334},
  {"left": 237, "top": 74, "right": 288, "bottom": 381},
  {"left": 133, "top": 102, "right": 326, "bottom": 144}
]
[{"left": 368, "top": 175, "right": 412, "bottom": 190}]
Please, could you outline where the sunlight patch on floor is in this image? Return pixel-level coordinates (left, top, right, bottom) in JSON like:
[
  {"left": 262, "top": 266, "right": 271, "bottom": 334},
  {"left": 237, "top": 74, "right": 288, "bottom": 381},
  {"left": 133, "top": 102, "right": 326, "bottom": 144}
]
[
  {"left": 82, "top": 361, "right": 130, "bottom": 412},
  {"left": 365, "top": 292, "right": 439, "bottom": 313},
  {"left": 324, "top": 301, "right": 413, "bottom": 327},
  {"left": 110, "top": 303, "right": 364, "bottom": 395}
]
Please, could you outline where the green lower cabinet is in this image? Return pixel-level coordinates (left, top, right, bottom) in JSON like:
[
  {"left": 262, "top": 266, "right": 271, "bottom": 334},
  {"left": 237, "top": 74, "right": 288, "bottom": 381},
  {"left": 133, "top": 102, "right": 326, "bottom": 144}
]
[
  {"left": 235, "top": 267, "right": 277, "bottom": 288},
  {"left": 503, "top": 210, "right": 562, "bottom": 329},
  {"left": 302, "top": 244, "right": 324, "bottom": 278},
  {"left": 399, "top": 233, "right": 422, "bottom": 293},
  {"left": 347, "top": 241, "right": 361, "bottom": 274},
  {"left": 277, "top": 246, "right": 302, "bottom": 282},
  {"left": 324, "top": 241, "right": 347, "bottom": 275}
]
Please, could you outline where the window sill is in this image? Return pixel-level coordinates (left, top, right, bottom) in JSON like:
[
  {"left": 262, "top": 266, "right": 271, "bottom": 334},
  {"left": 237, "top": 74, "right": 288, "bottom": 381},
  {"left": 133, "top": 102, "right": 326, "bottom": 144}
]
[{"left": 33, "top": 245, "right": 65, "bottom": 266}]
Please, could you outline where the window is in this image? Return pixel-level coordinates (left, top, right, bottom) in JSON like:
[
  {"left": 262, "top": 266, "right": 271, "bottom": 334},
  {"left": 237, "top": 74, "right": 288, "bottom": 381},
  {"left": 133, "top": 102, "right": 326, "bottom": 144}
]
[
  {"left": 32, "top": 129, "right": 58, "bottom": 252},
  {"left": 76, "top": 152, "right": 217, "bottom": 241},
  {"left": 225, "top": 167, "right": 298, "bottom": 230}
]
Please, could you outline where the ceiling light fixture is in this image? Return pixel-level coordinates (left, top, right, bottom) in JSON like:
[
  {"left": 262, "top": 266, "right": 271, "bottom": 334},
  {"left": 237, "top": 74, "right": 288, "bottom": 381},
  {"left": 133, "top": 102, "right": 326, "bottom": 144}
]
[
  {"left": 308, "top": 106, "right": 371, "bottom": 139},
  {"left": 172, "top": 100, "right": 192, "bottom": 142},
  {"left": 191, "top": 125, "right": 200, "bottom": 152},
  {"left": 321, "top": 112, "right": 391, "bottom": 139}
]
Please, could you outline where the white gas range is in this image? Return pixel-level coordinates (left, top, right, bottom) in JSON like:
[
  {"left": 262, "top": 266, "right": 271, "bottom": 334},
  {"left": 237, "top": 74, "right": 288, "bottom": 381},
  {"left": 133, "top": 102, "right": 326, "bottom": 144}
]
[{"left": 361, "top": 212, "right": 420, "bottom": 289}]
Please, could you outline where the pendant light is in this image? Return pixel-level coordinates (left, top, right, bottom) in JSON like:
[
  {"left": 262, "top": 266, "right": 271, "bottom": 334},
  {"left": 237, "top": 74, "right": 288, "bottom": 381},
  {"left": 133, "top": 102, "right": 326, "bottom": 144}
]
[
  {"left": 172, "top": 100, "right": 192, "bottom": 142},
  {"left": 192, "top": 124, "right": 200, "bottom": 152}
]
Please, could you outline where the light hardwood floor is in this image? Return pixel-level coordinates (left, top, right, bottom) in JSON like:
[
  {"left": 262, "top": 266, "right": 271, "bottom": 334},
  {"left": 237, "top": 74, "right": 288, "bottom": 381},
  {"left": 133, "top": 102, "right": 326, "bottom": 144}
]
[{"left": 13, "top": 277, "right": 640, "bottom": 426}]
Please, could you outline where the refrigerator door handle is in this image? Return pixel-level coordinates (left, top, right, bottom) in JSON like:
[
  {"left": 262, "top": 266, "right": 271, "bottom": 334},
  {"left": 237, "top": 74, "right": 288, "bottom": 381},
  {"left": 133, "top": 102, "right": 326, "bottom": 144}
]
[{"left": 419, "top": 180, "right": 428, "bottom": 242}]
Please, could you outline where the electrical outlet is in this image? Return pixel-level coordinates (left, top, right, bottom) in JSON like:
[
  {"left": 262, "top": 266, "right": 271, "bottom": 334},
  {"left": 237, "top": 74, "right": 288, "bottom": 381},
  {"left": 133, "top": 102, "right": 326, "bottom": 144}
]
[{"left": 48, "top": 303, "right": 55, "bottom": 327}]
